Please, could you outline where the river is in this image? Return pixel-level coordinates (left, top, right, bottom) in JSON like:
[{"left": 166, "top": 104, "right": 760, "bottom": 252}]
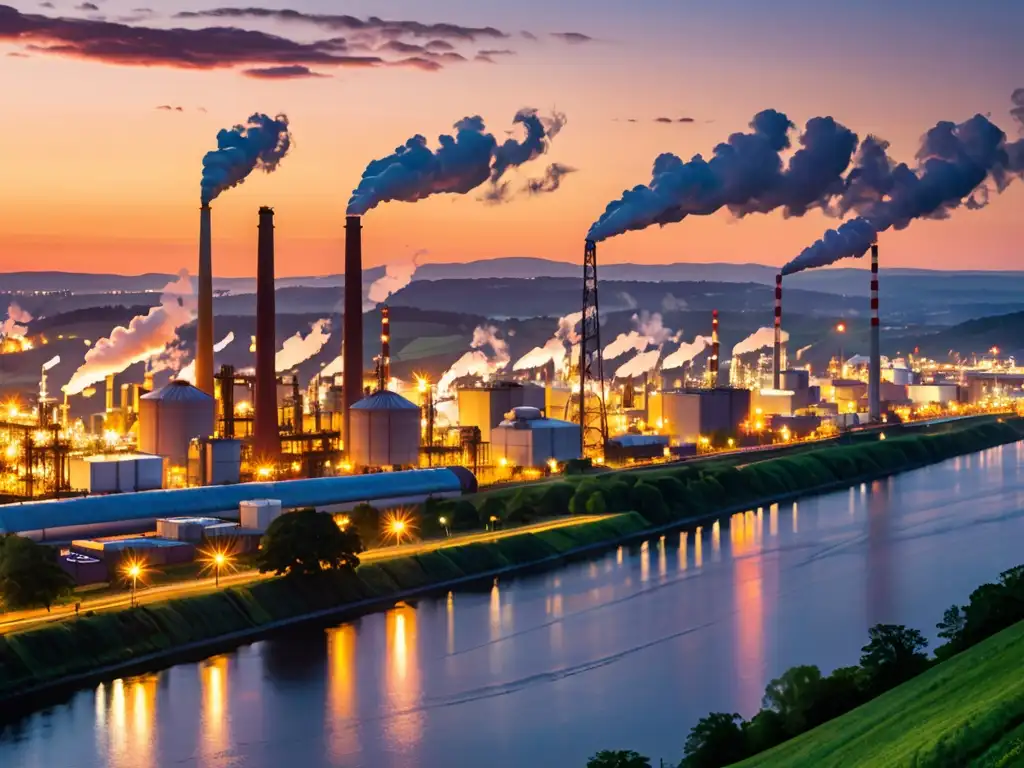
[{"left": 3, "top": 443, "right": 1024, "bottom": 768}]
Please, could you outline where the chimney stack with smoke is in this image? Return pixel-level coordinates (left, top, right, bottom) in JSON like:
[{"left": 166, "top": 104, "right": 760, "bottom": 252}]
[
  {"left": 196, "top": 205, "right": 214, "bottom": 397},
  {"left": 343, "top": 215, "right": 364, "bottom": 449},
  {"left": 253, "top": 207, "right": 280, "bottom": 460},
  {"left": 869, "top": 243, "right": 881, "bottom": 422},
  {"left": 710, "top": 310, "right": 720, "bottom": 386},
  {"left": 774, "top": 274, "right": 783, "bottom": 390},
  {"left": 105, "top": 374, "right": 115, "bottom": 413},
  {"left": 378, "top": 304, "right": 391, "bottom": 392}
]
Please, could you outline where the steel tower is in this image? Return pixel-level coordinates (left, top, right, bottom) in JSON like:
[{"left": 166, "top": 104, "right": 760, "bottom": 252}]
[{"left": 578, "top": 240, "right": 608, "bottom": 458}]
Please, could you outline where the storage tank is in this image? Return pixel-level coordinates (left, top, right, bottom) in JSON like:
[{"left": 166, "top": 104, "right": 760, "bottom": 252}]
[
  {"left": 348, "top": 390, "right": 421, "bottom": 468},
  {"left": 139, "top": 381, "right": 216, "bottom": 467}
]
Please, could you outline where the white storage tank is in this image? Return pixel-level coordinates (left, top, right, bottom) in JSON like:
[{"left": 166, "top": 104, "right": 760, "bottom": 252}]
[
  {"left": 349, "top": 390, "right": 421, "bottom": 468},
  {"left": 139, "top": 381, "right": 215, "bottom": 467},
  {"left": 491, "top": 409, "right": 580, "bottom": 468},
  {"left": 240, "top": 499, "right": 283, "bottom": 532},
  {"left": 69, "top": 454, "right": 164, "bottom": 493}
]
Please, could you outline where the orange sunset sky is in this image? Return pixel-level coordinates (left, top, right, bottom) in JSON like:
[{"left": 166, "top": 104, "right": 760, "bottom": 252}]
[{"left": 1, "top": 0, "right": 1022, "bottom": 277}]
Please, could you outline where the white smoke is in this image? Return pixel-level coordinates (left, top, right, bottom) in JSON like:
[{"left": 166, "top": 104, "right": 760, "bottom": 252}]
[
  {"left": 1, "top": 302, "right": 32, "bottom": 339},
  {"left": 615, "top": 348, "right": 661, "bottom": 379},
  {"left": 63, "top": 271, "right": 195, "bottom": 396},
  {"left": 438, "top": 325, "right": 510, "bottom": 397},
  {"left": 795, "top": 343, "right": 814, "bottom": 361},
  {"left": 661, "top": 294, "right": 688, "bottom": 312},
  {"left": 320, "top": 355, "right": 343, "bottom": 377},
  {"left": 177, "top": 332, "right": 235, "bottom": 384},
  {"left": 276, "top": 319, "right": 332, "bottom": 372},
  {"left": 42, "top": 355, "right": 61, "bottom": 371},
  {"left": 512, "top": 311, "right": 581, "bottom": 377},
  {"left": 603, "top": 331, "right": 648, "bottom": 362},
  {"left": 363, "top": 250, "right": 423, "bottom": 311},
  {"left": 732, "top": 327, "right": 789, "bottom": 357},
  {"left": 662, "top": 335, "right": 712, "bottom": 370},
  {"left": 604, "top": 311, "right": 674, "bottom": 361}
]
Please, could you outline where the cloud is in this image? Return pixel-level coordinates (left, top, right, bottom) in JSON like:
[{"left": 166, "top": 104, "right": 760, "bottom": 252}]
[
  {"left": 6, "top": 49, "right": 28, "bottom": 56},
  {"left": 39, "top": 1, "right": 54, "bottom": 7},
  {"left": 425, "top": 39, "right": 455, "bottom": 51},
  {"left": 550, "top": 31, "right": 592, "bottom": 44},
  {"left": 242, "top": 64, "right": 329, "bottom": 79},
  {"left": 479, "top": 48, "right": 515, "bottom": 56},
  {"left": 1012, "top": 87, "right": 1024, "bottom": 129},
  {"left": 76, "top": 2, "right": 99, "bottom": 10},
  {"left": 524, "top": 162, "right": 576, "bottom": 195},
  {"left": 475, "top": 53, "right": 494, "bottom": 64},
  {"left": 174, "top": 8, "right": 509, "bottom": 41},
  {"left": 655, "top": 116, "right": 696, "bottom": 124},
  {"left": 0, "top": 5, "right": 395, "bottom": 71},
  {"left": 156, "top": 104, "right": 184, "bottom": 111},
  {"left": 654, "top": 117, "right": 672, "bottom": 123},
  {"left": 678, "top": 117, "right": 695, "bottom": 123}
]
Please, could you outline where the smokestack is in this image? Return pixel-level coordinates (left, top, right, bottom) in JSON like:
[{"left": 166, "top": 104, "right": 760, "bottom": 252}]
[
  {"left": 378, "top": 304, "right": 391, "bottom": 392},
  {"left": 869, "top": 243, "right": 881, "bottom": 422},
  {"left": 196, "top": 205, "right": 214, "bottom": 396},
  {"left": 105, "top": 373, "right": 114, "bottom": 413},
  {"left": 774, "top": 274, "right": 782, "bottom": 390},
  {"left": 343, "top": 215, "right": 363, "bottom": 450},
  {"left": 253, "top": 207, "right": 280, "bottom": 460},
  {"left": 710, "top": 310, "right": 720, "bottom": 386}
]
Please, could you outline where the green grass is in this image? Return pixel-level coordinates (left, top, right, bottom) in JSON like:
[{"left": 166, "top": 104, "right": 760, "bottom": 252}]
[{"left": 734, "top": 621, "right": 1024, "bottom": 768}]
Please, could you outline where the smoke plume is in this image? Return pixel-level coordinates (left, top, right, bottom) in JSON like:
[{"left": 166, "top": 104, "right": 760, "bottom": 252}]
[
  {"left": 524, "top": 163, "right": 576, "bottom": 196},
  {"left": 512, "top": 311, "right": 581, "bottom": 375},
  {"left": 438, "top": 325, "right": 509, "bottom": 396},
  {"left": 602, "top": 311, "right": 673, "bottom": 361},
  {"left": 42, "top": 355, "right": 60, "bottom": 371},
  {"left": 588, "top": 110, "right": 858, "bottom": 242},
  {"left": 795, "top": 343, "right": 814, "bottom": 361},
  {"left": 614, "top": 349, "right": 661, "bottom": 380},
  {"left": 603, "top": 331, "right": 648, "bottom": 362},
  {"left": 200, "top": 113, "right": 293, "bottom": 204},
  {"left": 732, "top": 327, "right": 788, "bottom": 357},
  {"left": 783, "top": 104, "right": 1024, "bottom": 276},
  {"left": 320, "top": 356, "right": 343, "bottom": 377},
  {"left": 661, "top": 335, "right": 712, "bottom": 370},
  {"left": 275, "top": 319, "right": 332, "bottom": 372},
  {"left": 347, "top": 107, "right": 565, "bottom": 215},
  {"left": 364, "top": 250, "right": 423, "bottom": 310},
  {"left": 1, "top": 302, "right": 32, "bottom": 339},
  {"left": 64, "top": 271, "right": 195, "bottom": 395},
  {"left": 177, "top": 331, "right": 234, "bottom": 384}
]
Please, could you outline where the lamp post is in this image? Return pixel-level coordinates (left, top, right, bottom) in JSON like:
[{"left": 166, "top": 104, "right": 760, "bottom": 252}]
[
  {"left": 835, "top": 323, "right": 846, "bottom": 377},
  {"left": 214, "top": 552, "right": 226, "bottom": 587},
  {"left": 128, "top": 564, "right": 141, "bottom": 607},
  {"left": 439, "top": 516, "right": 450, "bottom": 538}
]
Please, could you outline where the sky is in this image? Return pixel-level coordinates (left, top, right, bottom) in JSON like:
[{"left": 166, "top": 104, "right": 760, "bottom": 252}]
[{"left": 1, "top": 0, "right": 1022, "bottom": 276}]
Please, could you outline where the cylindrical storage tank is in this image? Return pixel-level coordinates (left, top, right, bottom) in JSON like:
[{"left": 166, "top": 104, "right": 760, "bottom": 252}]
[
  {"left": 139, "top": 381, "right": 216, "bottom": 467},
  {"left": 780, "top": 369, "right": 810, "bottom": 391},
  {"left": 349, "top": 390, "right": 420, "bottom": 468}
]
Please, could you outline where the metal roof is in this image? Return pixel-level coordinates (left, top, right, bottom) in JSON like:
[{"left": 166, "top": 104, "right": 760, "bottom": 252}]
[
  {"left": 351, "top": 390, "right": 419, "bottom": 411},
  {"left": 496, "top": 418, "right": 579, "bottom": 430},
  {"left": 141, "top": 380, "right": 215, "bottom": 402},
  {"left": 0, "top": 468, "right": 474, "bottom": 535}
]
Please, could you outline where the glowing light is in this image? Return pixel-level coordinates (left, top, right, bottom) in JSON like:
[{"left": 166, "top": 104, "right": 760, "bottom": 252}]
[
  {"left": 235, "top": 401, "right": 252, "bottom": 415},
  {"left": 879, "top": 432, "right": 886, "bottom": 441},
  {"left": 498, "top": 457, "right": 508, "bottom": 468},
  {"left": 836, "top": 323, "right": 846, "bottom": 333},
  {"left": 727, "top": 438, "right": 735, "bottom": 448},
  {"left": 103, "top": 430, "right": 120, "bottom": 448},
  {"left": 383, "top": 509, "right": 415, "bottom": 545},
  {"left": 416, "top": 375, "right": 429, "bottom": 394},
  {"left": 547, "top": 458, "right": 558, "bottom": 473},
  {"left": 335, "top": 514, "right": 351, "bottom": 530}
]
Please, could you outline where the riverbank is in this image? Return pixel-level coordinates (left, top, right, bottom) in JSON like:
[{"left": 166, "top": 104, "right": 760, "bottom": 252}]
[
  {"left": 733, "top": 620, "right": 1024, "bottom": 767},
  {"left": 1, "top": 417, "right": 1021, "bottom": 709}
]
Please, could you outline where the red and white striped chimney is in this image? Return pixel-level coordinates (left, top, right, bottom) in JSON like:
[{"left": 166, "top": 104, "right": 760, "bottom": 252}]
[
  {"left": 253, "top": 206, "right": 280, "bottom": 460},
  {"left": 710, "top": 309, "right": 720, "bottom": 387},
  {"left": 773, "top": 273, "right": 782, "bottom": 390},
  {"left": 869, "top": 243, "right": 881, "bottom": 421}
]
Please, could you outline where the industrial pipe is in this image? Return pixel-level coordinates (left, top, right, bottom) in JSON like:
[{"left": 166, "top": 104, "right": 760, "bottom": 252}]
[
  {"left": 774, "top": 273, "right": 782, "bottom": 390},
  {"left": 710, "top": 309, "right": 720, "bottom": 386}
]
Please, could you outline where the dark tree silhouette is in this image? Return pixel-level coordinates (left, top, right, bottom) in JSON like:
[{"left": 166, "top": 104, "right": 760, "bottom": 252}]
[
  {"left": 586, "top": 750, "right": 652, "bottom": 768},
  {"left": 257, "top": 509, "right": 363, "bottom": 577},
  {"left": 0, "top": 534, "right": 74, "bottom": 612},
  {"left": 681, "top": 712, "right": 747, "bottom": 768},
  {"left": 859, "top": 624, "right": 929, "bottom": 692}
]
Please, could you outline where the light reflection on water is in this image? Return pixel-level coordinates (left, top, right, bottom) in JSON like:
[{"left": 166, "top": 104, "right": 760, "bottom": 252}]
[{"left": 4, "top": 444, "right": 1024, "bottom": 768}]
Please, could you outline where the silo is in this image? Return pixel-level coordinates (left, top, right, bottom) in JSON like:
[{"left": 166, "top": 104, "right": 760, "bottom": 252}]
[
  {"left": 348, "top": 390, "right": 420, "bottom": 468},
  {"left": 139, "top": 381, "right": 216, "bottom": 466}
]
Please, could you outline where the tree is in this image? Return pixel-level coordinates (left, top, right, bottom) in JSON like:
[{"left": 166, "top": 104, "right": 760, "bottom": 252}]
[
  {"left": 936, "top": 605, "right": 965, "bottom": 642},
  {"left": 478, "top": 495, "right": 506, "bottom": 527},
  {"left": 538, "top": 482, "right": 574, "bottom": 517},
  {"left": 0, "top": 534, "right": 74, "bottom": 612},
  {"left": 630, "top": 482, "right": 670, "bottom": 525},
  {"left": 449, "top": 500, "right": 481, "bottom": 532},
  {"left": 257, "top": 509, "right": 363, "bottom": 577},
  {"left": 570, "top": 480, "right": 601, "bottom": 515},
  {"left": 814, "top": 666, "right": 867, "bottom": 724},
  {"left": 681, "top": 712, "right": 748, "bottom": 768},
  {"left": 586, "top": 750, "right": 651, "bottom": 768},
  {"left": 350, "top": 503, "right": 381, "bottom": 547},
  {"left": 761, "top": 664, "right": 823, "bottom": 736},
  {"left": 859, "top": 624, "right": 929, "bottom": 693},
  {"left": 585, "top": 491, "right": 607, "bottom": 515}
]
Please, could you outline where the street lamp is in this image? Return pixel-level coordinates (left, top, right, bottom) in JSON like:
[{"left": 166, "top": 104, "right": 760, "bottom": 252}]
[
  {"left": 213, "top": 552, "right": 226, "bottom": 587},
  {"left": 835, "top": 323, "right": 846, "bottom": 377},
  {"left": 439, "top": 516, "right": 450, "bottom": 537},
  {"left": 200, "top": 543, "right": 234, "bottom": 588},
  {"left": 122, "top": 558, "right": 145, "bottom": 607}
]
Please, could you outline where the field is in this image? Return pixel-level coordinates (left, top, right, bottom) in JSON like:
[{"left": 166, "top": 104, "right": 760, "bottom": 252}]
[{"left": 734, "top": 620, "right": 1024, "bottom": 768}]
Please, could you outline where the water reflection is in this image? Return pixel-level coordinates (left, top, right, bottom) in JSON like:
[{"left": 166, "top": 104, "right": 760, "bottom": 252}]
[
  {"left": 199, "top": 655, "right": 230, "bottom": 760},
  {"left": 384, "top": 603, "right": 422, "bottom": 751},
  {"left": 731, "top": 511, "right": 764, "bottom": 714},
  {"left": 97, "top": 674, "right": 158, "bottom": 768},
  {"left": 866, "top": 479, "right": 894, "bottom": 626},
  {"left": 640, "top": 540, "right": 650, "bottom": 583},
  {"left": 326, "top": 624, "right": 359, "bottom": 761},
  {"left": 264, "top": 629, "right": 328, "bottom": 683}
]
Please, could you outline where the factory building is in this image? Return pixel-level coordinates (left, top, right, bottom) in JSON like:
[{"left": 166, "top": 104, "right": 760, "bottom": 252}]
[
  {"left": 138, "top": 380, "right": 216, "bottom": 469},
  {"left": 658, "top": 388, "right": 751, "bottom": 445},
  {"left": 348, "top": 390, "right": 421, "bottom": 469},
  {"left": 907, "top": 383, "right": 961, "bottom": 406},
  {"left": 458, "top": 382, "right": 546, "bottom": 443},
  {"left": 490, "top": 407, "right": 580, "bottom": 469},
  {"left": 69, "top": 454, "right": 163, "bottom": 494}
]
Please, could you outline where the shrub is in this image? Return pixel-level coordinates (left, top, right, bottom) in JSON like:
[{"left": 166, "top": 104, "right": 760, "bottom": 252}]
[
  {"left": 630, "top": 482, "right": 670, "bottom": 525},
  {"left": 585, "top": 491, "right": 607, "bottom": 515},
  {"left": 538, "top": 483, "right": 575, "bottom": 517}
]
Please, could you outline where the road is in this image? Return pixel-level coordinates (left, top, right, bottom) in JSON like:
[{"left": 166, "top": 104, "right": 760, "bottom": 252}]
[{"left": 0, "top": 515, "right": 604, "bottom": 636}]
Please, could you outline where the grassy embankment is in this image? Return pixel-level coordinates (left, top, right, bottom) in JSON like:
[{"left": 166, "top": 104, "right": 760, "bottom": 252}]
[
  {"left": 733, "top": 619, "right": 1024, "bottom": 767},
  {"left": 1, "top": 417, "right": 1021, "bottom": 705}
]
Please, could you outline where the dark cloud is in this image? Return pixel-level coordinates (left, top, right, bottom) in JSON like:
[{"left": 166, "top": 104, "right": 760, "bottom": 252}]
[
  {"left": 550, "top": 31, "right": 592, "bottom": 44},
  {"left": 0, "top": 5, "right": 390, "bottom": 71},
  {"left": 243, "top": 64, "right": 329, "bottom": 79},
  {"left": 1012, "top": 87, "right": 1024, "bottom": 128},
  {"left": 76, "top": 2, "right": 98, "bottom": 10},
  {"left": 155, "top": 104, "right": 184, "bottom": 111},
  {"left": 654, "top": 116, "right": 696, "bottom": 124},
  {"left": 425, "top": 39, "right": 454, "bottom": 51},
  {"left": 654, "top": 117, "right": 672, "bottom": 123},
  {"left": 39, "top": 2, "right": 54, "bottom": 7},
  {"left": 174, "top": 8, "right": 509, "bottom": 41},
  {"left": 376, "top": 39, "right": 426, "bottom": 55},
  {"left": 475, "top": 53, "right": 494, "bottom": 64},
  {"left": 520, "top": 30, "right": 537, "bottom": 41},
  {"left": 6, "top": 49, "right": 28, "bottom": 56},
  {"left": 678, "top": 117, "right": 695, "bottom": 123},
  {"left": 388, "top": 56, "right": 442, "bottom": 72},
  {"left": 479, "top": 48, "right": 515, "bottom": 56},
  {"left": 524, "top": 163, "right": 576, "bottom": 195}
]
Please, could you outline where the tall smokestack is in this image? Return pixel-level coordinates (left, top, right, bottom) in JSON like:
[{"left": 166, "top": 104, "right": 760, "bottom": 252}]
[
  {"left": 196, "top": 205, "right": 214, "bottom": 397},
  {"left": 378, "top": 304, "right": 391, "bottom": 392},
  {"left": 773, "top": 273, "right": 782, "bottom": 390},
  {"left": 105, "top": 373, "right": 114, "bottom": 413},
  {"left": 343, "top": 215, "right": 363, "bottom": 449},
  {"left": 254, "top": 206, "right": 280, "bottom": 460},
  {"left": 869, "top": 243, "right": 881, "bottom": 422},
  {"left": 710, "top": 309, "right": 720, "bottom": 386}
]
